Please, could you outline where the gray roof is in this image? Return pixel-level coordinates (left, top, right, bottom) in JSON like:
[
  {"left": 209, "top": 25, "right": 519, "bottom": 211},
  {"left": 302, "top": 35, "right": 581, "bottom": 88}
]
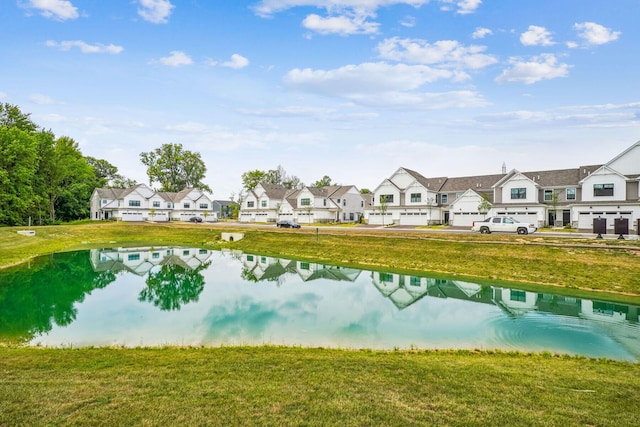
[
  {"left": 403, "top": 168, "right": 447, "bottom": 191},
  {"left": 261, "top": 183, "right": 291, "bottom": 199},
  {"left": 522, "top": 165, "right": 602, "bottom": 187},
  {"left": 439, "top": 174, "right": 505, "bottom": 192}
]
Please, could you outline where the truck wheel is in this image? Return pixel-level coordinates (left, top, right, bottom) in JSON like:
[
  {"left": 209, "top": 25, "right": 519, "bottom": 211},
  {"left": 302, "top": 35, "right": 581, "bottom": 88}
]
[
  {"left": 517, "top": 228, "right": 528, "bottom": 235},
  {"left": 480, "top": 227, "right": 490, "bottom": 234}
]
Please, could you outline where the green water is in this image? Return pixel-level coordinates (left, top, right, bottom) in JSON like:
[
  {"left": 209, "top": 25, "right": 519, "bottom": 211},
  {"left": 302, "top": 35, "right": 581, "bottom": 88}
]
[{"left": 0, "top": 247, "right": 638, "bottom": 361}]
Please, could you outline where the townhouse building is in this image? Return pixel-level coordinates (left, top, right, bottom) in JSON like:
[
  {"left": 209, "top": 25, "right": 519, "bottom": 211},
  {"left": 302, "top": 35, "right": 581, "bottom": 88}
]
[
  {"left": 90, "top": 183, "right": 218, "bottom": 222},
  {"left": 239, "top": 183, "right": 366, "bottom": 224},
  {"left": 365, "top": 140, "right": 640, "bottom": 233}
]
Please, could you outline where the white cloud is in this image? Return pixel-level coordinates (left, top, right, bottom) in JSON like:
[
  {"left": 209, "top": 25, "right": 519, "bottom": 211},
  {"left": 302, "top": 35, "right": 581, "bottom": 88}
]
[
  {"left": 495, "top": 54, "right": 570, "bottom": 84},
  {"left": 285, "top": 62, "right": 463, "bottom": 95},
  {"left": 376, "top": 37, "right": 497, "bottom": 69},
  {"left": 0, "top": 92, "right": 7, "bottom": 101},
  {"left": 28, "top": 93, "right": 55, "bottom": 104},
  {"left": 23, "top": 0, "right": 79, "bottom": 21},
  {"left": 471, "top": 27, "right": 492, "bottom": 39},
  {"left": 400, "top": 15, "right": 416, "bottom": 28},
  {"left": 520, "top": 25, "right": 554, "bottom": 46},
  {"left": 302, "top": 13, "right": 379, "bottom": 35},
  {"left": 157, "top": 51, "right": 193, "bottom": 66},
  {"left": 137, "top": 0, "right": 174, "bottom": 24},
  {"left": 45, "top": 40, "right": 124, "bottom": 54},
  {"left": 573, "top": 22, "right": 621, "bottom": 45},
  {"left": 455, "top": 0, "right": 482, "bottom": 15},
  {"left": 252, "top": 1, "right": 431, "bottom": 18},
  {"left": 222, "top": 54, "right": 250, "bottom": 69},
  {"left": 284, "top": 62, "right": 486, "bottom": 109},
  {"left": 438, "top": 0, "right": 482, "bottom": 14}
]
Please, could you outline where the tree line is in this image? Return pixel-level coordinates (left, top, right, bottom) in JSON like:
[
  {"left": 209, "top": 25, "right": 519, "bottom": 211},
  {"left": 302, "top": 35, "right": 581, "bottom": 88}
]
[
  {"left": 0, "top": 104, "right": 219, "bottom": 226},
  {"left": 0, "top": 104, "right": 134, "bottom": 226}
]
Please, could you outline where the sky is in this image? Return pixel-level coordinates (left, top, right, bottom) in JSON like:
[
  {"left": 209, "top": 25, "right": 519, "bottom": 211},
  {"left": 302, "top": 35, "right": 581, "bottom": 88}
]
[{"left": 1, "top": 0, "right": 639, "bottom": 198}]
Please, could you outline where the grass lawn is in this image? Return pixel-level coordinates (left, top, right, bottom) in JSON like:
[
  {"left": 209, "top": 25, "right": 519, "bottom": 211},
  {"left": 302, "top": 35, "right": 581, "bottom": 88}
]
[
  {"left": 1, "top": 347, "right": 639, "bottom": 426},
  {"left": 1, "top": 221, "right": 640, "bottom": 301},
  {"left": 1, "top": 222, "right": 639, "bottom": 425}
]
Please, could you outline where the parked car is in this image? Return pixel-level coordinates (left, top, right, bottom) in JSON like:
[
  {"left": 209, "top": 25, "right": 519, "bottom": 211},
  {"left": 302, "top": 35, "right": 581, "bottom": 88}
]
[
  {"left": 471, "top": 216, "right": 537, "bottom": 235},
  {"left": 189, "top": 217, "right": 203, "bottom": 223},
  {"left": 276, "top": 220, "right": 301, "bottom": 228}
]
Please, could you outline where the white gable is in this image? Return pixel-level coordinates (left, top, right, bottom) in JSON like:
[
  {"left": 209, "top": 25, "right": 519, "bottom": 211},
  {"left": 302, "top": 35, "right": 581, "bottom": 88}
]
[
  {"left": 389, "top": 168, "right": 416, "bottom": 189},
  {"left": 606, "top": 141, "right": 640, "bottom": 175},
  {"left": 449, "top": 189, "right": 486, "bottom": 212},
  {"left": 580, "top": 165, "right": 628, "bottom": 202},
  {"left": 499, "top": 172, "right": 538, "bottom": 204}
]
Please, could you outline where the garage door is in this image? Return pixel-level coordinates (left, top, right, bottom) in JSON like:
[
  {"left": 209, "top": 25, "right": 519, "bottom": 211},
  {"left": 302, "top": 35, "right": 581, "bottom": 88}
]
[
  {"left": 122, "top": 212, "right": 144, "bottom": 222},
  {"left": 452, "top": 212, "right": 485, "bottom": 227},
  {"left": 399, "top": 212, "right": 428, "bottom": 225}
]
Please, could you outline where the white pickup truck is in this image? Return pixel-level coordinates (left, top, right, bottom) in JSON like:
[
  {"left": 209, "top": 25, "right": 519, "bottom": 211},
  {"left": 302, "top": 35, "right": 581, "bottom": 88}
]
[{"left": 471, "top": 216, "right": 537, "bottom": 235}]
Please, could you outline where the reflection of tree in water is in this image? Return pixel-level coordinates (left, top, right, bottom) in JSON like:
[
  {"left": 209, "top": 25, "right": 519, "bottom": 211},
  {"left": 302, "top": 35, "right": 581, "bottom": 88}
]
[
  {"left": 138, "top": 262, "right": 209, "bottom": 311},
  {"left": 0, "top": 251, "right": 116, "bottom": 343}
]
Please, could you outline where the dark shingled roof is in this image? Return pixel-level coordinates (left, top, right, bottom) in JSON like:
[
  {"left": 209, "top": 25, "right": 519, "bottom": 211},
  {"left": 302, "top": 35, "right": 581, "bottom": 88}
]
[
  {"left": 439, "top": 174, "right": 506, "bottom": 192},
  {"left": 403, "top": 168, "right": 447, "bottom": 191}
]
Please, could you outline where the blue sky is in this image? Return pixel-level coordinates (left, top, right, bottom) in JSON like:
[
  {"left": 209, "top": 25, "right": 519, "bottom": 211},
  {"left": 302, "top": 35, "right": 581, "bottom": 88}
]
[{"left": 1, "top": 0, "right": 639, "bottom": 198}]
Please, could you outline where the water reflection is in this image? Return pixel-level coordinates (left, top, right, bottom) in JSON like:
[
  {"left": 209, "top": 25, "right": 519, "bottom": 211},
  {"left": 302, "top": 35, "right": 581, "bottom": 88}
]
[{"left": 0, "top": 247, "right": 637, "bottom": 361}]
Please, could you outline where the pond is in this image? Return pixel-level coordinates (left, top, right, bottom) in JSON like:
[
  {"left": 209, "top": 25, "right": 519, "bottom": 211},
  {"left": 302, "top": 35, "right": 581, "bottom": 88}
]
[{"left": 0, "top": 247, "right": 638, "bottom": 361}]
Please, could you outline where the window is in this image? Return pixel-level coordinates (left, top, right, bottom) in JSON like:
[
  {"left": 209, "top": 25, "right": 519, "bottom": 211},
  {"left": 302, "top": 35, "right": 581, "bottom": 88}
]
[
  {"left": 301, "top": 198, "right": 311, "bottom": 206},
  {"left": 337, "top": 199, "right": 341, "bottom": 203},
  {"left": 128, "top": 200, "right": 141, "bottom": 207},
  {"left": 379, "top": 272, "right": 394, "bottom": 282},
  {"left": 510, "top": 290, "right": 526, "bottom": 302},
  {"left": 409, "top": 276, "right": 422, "bottom": 287},
  {"left": 510, "top": 188, "right": 527, "bottom": 199},
  {"left": 261, "top": 200, "right": 267, "bottom": 207},
  {"left": 152, "top": 252, "right": 160, "bottom": 259},
  {"left": 410, "top": 193, "right": 421, "bottom": 203},
  {"left": 102, "top": 199, "right": 107, "bottom": 205},
  {"left": 300, "top": 262, "right": 310, "bottom": 270},
  {"left": 343, "top": 199, "right": 346, "bottom": 206},
  {"left": 200, "top": 203, "right": 208, "bottom": 209},
  {"left": 247, "top": 201, "right": 254, "bottom": 208},
  {"left": 127, "top": 254, "right": 140, "bottom": 261},
  {"left": 441, "top": 194, "right": 448, "bottom": 204},
  {"left": 594, "top": 183, "right": 614, "bottom": 196},
  {"left": 566, "top": 188, "right": 576, "bottom": 200},
  {"left": 323, "top": 199, "right": 327, "bottom": 206},
  {"left": 246, "top": 255, "right": 254, "bottom": 262},
  {"left": 379, "top": 194, "right": 394, "bottom": 203},
  {"left": 167, "top": 202, "right": 172, "bottom": 208},
  {"left": 153, "top": 201, "right": 160, "bottom": 208},
  {"left": 183, "top": 250, "right": 190, "bottom": 256},
  {"left": 544, "top": 190, "right": 553, "bottom": 201},
  {"left": 183, "top": 203, "right": 190, "bottom": 208}
]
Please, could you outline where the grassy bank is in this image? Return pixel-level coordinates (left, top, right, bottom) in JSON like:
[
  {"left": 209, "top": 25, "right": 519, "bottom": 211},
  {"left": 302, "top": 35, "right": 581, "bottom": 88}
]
[
  {"left": 1, "top": 346, "right": 638, "bottom": 426},
  {"left": 2, "top": 222, "right": 639, "bottom": 300}
]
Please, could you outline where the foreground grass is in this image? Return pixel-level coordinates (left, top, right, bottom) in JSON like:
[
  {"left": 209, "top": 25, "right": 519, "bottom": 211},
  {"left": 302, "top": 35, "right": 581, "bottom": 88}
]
[
  {"left": 1, "top": 222, "right": 639, "bottom": 300},
  {"left": 1, "top": 346, "right": 638, "bottom": 426}
]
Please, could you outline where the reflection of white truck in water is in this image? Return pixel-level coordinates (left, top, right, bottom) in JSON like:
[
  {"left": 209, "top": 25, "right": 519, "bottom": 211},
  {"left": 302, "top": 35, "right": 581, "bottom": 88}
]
[{"left": 471, "top": 216, "right": 537, "bottom": 235}]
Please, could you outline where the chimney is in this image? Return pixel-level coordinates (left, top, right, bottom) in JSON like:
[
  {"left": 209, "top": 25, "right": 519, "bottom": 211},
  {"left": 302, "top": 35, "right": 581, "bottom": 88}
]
[{"left": 502, "top": 162, "right": 506, "bottom": 174}]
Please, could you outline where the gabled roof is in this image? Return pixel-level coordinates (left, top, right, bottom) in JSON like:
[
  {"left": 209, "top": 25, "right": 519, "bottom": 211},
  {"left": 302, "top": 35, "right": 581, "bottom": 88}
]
[
  {"left": 579, "top": 164, "right": 630, "bottom": 184},
  {"left": 259, "top": 183, "right": 291, "bottom": 199},
  {"left": 403, "top": 168, "right": 447, "bottom": 191},
  {"left": 95, "top": 188, "right": 126, "bottom": 199},
  {"left": 522, "top": 166, "right": 602, "bottom": 187},
  {"left": 439, "top": 173, "right": 505, "bottom": 192}
]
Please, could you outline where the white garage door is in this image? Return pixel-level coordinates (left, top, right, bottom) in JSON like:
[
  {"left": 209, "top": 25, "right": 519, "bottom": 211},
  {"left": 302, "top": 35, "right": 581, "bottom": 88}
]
[
  {"left": 399, "top": 212, "right": 428, "bottom": 225},
  {"left": 122, "top": 212, "right": 144, "bottom": 222},
  {"left": 452, "top": 213, "right": 485, "bottom": 227}
]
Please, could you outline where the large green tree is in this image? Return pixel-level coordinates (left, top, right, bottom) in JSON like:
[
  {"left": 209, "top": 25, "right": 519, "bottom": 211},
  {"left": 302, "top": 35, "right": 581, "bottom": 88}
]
[
  {"left": 140, "top": 143, "right": 211, "bottom": 193},
  {"left": 0, "top": 127, "right": 39, "bottom": 225},
  {"left": 241, "top": 165, "right": 302, "bottom": 191},
  {"left": 313, "top": 175, "right": 334, "bottom": 187},
  {"left": 0, "top": 104, "right": 119, "bottom": 225}
]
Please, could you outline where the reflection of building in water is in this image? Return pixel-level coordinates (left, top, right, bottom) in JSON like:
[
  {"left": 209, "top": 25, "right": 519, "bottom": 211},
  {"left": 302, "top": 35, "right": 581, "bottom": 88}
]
[
  {"left": 239, "top": 254, "right": 362, "bottom": 284},
  {"left": 90, "top": 247, "right": 214, "bottom": 276},
  {"left": 371, "top": 272, "right": 495, "bottom": 309}
]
